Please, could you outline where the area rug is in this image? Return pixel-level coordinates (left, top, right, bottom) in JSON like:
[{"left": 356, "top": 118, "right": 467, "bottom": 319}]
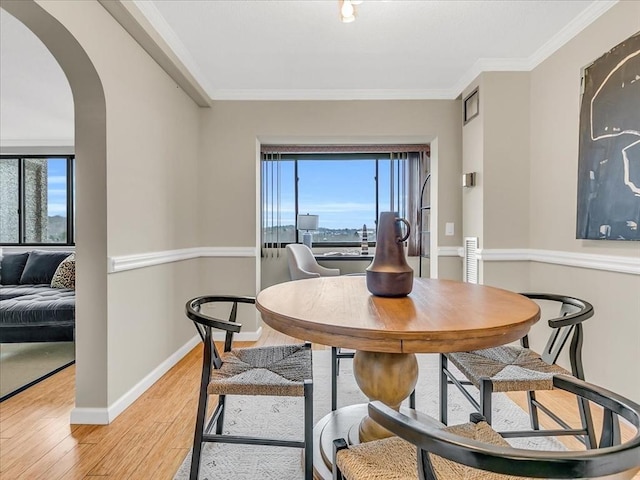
[
  {"left": 174, "top": 350, "right": 564, "bottom": 480},
  {"left": 0, "top": 342, "right": 75, "bottom": 401}
]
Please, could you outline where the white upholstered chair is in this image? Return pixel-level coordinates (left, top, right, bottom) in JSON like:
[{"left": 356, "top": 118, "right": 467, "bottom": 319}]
[{"left": 285, "top": 243, "right": 340, "bottom": 280}]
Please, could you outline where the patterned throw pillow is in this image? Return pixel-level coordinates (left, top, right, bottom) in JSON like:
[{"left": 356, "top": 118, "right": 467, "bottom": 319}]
[{"left": 51, "top": 253, "right": 76, "bottom": 289}]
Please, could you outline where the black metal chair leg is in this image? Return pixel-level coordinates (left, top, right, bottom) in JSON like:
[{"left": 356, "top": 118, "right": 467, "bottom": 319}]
[
  {"left": 599, "top": 407, "right": 622, "bottom": 448},
  {"left": 333, "top": 438, "right": 348, "bottom": 480},
  {"left": 527, "top": 390, "right": 540, "bottom": 430},
  {"left": 331, "top": 347, "right": 338, "bottom": 411},
  {"left": 439, "top": 354, "right": 448, "bottom": 425},
  {"left": 304, "top": 380, "right": 314, "bottom": 480},
  {"left": 215, "top": 395, "right": 226, "bottom": 435},
  {"left": 480, "top": 378, "right": 493, "bottom": 425},
  {"left": 409, "top": 389, "right": 416, "bottom": 409},
  {"left": 578, "top": 395, "right": 597, "bottom": 449},
  {"left": 190, "top": 387, "right": 209, "bottom": 480}
]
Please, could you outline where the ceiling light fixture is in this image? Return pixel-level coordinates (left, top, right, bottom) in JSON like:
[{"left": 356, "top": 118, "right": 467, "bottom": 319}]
[{"left": 339, "top": 0, "right": 360, "bottom": 23}]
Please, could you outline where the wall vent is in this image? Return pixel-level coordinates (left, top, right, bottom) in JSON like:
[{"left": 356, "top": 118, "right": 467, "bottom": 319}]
[{"left": 464, "top": 237, "right": 479, "bottom": 284}]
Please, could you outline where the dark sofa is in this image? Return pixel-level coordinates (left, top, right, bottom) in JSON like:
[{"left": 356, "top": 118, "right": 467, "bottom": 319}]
[{"left": 0, "top": 250, "right": 75, "bottom": 343}]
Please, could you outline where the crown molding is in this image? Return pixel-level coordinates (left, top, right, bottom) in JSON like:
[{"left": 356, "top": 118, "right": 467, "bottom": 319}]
[
  {"left": 454, "top": 0, "right": 619, "bottom": 97},
  {"left": 210, "top": 88, "right": 458, "bottom": 101},
  {"left": 129, "top": 0, "right": 214, "bottom": 97},
  {"left": 526, "top": 0, "right": 619, "bottom": 71},
  {"left": 99, "top": 0, "right": 211, "bottom": 107},
  {"left": 453, "top": 58, "right": 532, "bottom": 97}
]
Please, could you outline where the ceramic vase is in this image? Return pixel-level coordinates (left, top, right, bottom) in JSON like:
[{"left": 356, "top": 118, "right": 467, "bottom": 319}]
[{"left": 366, "top": 212, "right": 413, "bottom": 297}]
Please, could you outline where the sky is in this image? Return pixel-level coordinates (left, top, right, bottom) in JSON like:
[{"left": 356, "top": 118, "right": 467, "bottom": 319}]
[
  {"left": 46, "top": 158, "right": 67, "bottom": 217},
  {"left": 266, "top": 159, "right": 397, "bottom": 230},
  {"left": 299, "top": 160, "right": 377, "bottom": 229}
]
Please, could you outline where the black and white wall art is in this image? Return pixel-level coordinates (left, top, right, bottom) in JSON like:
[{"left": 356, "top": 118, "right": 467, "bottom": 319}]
[{"left": 576, "top": 32, "right": 640, "bottom": 240}]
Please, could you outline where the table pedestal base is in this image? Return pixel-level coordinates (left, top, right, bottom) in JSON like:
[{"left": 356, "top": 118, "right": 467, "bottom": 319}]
[
  {"left": 353, "top": 351, "right": 418, "bottom": 442},
  {"left": 312, "top": 404, "right": 432, "bottom": 479}
]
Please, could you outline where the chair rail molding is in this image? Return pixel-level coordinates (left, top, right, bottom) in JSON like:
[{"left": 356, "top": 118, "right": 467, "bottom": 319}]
[
  {"left": 108, "top": 246, "right": 257, "bottom": 273},
  {"left": 477, "top": 248, "right": 640, "bottom": 276},
  {"left": 438, "top": 246, "right": 465, "bottom": 257},
  {"left": 106, "top": 246, "right": 639, "bottom": 275}
]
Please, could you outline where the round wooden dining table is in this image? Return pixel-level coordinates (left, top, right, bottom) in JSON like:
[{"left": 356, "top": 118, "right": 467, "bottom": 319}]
[{"left": 256, "top": 276, "right": 540, "bottom": 479}]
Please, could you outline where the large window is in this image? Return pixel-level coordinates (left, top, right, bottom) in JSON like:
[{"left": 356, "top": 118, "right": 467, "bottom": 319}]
[
  {"left": 261, "top": 148, "right": 428, "bottom": 249},
  {"left": 0, "top": 155, "right": 75, "bottom": 245}
]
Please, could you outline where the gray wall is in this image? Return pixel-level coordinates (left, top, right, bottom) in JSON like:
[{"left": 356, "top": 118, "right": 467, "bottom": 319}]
[
  {"left": 198, "top": 99, "right": 463, "bottom": 297},
  {"left": 5, "top": 0, "right": 202, "bottom": 412},
  {"left": 461, "top": 1, "right": 640, "bottom": 401},
  {"left": 527, "top": 1, "right": 640, "bottom": 401}
]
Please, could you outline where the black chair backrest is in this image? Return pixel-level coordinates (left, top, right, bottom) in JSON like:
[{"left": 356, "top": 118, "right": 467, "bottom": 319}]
[
  {"left": 520, "top": 293, "right": 593, "bottom": 375},
  {"left": 185, "top": 295, "right": 256, "bottom": 371},
  {"left": 369, "top": 374, "right": 640, "bottom": 479}
]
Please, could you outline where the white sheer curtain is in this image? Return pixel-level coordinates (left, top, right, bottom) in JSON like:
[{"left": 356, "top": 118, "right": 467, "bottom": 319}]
[{"left": 261, "top": 152, "right": 282, "bottom": 258}]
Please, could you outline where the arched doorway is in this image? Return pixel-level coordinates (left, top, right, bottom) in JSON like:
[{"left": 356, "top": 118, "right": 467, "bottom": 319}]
[{"left": 2, "top": 0, "right": 108, "bottom": 419}]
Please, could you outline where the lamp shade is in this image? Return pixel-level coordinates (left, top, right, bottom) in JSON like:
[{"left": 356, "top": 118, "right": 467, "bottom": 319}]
[{"left": 297, "top": 214, "right": 319, "bottom": 231}]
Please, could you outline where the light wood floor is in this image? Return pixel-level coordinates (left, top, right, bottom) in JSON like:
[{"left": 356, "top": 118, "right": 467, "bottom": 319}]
[{"left": 1, "top": 327, "right": 637, "bottom": 479}]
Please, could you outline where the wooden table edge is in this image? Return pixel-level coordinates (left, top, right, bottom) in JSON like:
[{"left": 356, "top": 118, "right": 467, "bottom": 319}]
[{"left": 257, "top": 306, "right": 540, "bottom": 354}]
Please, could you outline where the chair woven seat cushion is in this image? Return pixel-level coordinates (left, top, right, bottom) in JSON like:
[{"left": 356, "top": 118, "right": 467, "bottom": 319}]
[
  {"left": 336, "top": 436, "right": 418, "bottom": 480},
  {"left": 336, "top": 422, "right": 536, "bottom": 480},
  {"left": 207, "top": 343, "right": 311, "bottom": 397},
  {"left": 447, "top": 345, "right": 568, "bottom": 392},
  {"left": 428, "top": 421, "right": 535, "bottom": 480}
]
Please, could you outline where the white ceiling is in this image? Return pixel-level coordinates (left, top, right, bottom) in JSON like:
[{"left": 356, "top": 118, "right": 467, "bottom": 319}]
[
  {"left": 141, "top": 0, "right": 612, "bottom": 99},
  {"left": 0, "top": 0, "right": 617, "bottom": 145}
]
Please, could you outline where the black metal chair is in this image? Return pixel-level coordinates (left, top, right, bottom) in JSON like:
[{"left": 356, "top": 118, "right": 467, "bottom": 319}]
[
  {"left": 331, "top": 346, "right": 354, "bottom": 411},
  {"left": 439, "top": 293, "right": 596, "bottom": 448},
  {"left": 333, "top": 375, "right": 640, "bottom": 480},
  {"left": 331, "top": 346, "right": 416, "bottom": 411},
  {"left": 185, "top": 295, "right": 313, "bottom": 480}
]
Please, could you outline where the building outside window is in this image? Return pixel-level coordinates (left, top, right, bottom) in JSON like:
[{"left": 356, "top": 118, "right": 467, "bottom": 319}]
[{"left": 0, "top": 155, "right": 75, "bottom": 245}]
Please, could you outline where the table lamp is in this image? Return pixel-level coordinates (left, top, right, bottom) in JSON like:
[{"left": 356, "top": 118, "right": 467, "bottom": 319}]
[{"left": 297, "top": 214, "right": 319, "bottom": 249}]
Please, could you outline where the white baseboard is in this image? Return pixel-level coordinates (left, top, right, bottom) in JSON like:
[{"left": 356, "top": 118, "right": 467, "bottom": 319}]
[
  {"left": 68, "top": 407, "right": 110, "bottom": 425},
  {"left": 70, "top": 334, "right": 200, "bottom": 424},
  {"left": 69, "top": 326, "right": 264, "bottom": 425}
]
